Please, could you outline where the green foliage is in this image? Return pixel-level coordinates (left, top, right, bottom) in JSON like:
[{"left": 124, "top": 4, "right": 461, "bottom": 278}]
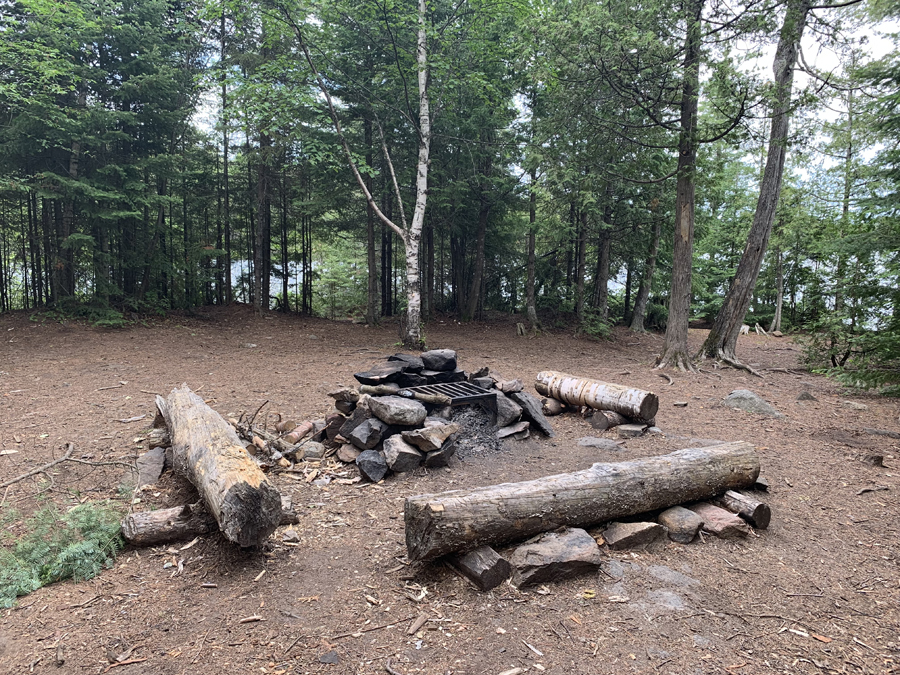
[
  {"left": 0, "top": 502, "right": 124, "bottom": 608},
  {"left": 579, "top": 308, "right": 612, "bottom": 340}
]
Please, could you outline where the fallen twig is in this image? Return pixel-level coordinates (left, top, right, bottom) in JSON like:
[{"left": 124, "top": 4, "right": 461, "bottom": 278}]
[
  {"left": 330, "top": 614, "right": 416, "bottom": 641},
  {"left": 656, "top": 372, "right": 674, "bottom": 386},
  {"left": 385, "top": 659, "right": 406, "bottom": 675},
  {"left": 97, "top": 384, "right": 124, "bottom": 391},
  {"left": 0, "top": 443, "right": 74, "bottom": 489},
  {"left": 719, "top": 355, "right": 763, "bottom": 378},
  {"left": 101, "top": 658, "right": 147, "bottom": 673}
]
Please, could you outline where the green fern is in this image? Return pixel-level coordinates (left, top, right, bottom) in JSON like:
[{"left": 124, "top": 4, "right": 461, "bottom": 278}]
[{"left": 0, "top": 502, "right": 124, "bottom": 607}]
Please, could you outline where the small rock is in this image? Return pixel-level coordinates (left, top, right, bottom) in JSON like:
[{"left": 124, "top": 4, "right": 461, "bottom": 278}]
[
  {"left": 449, "top": 546, "right": 511, "bottom": 591},
  {"left": 646, "top": 426, "right": 663, "bottom": 435},
  {"left": 420, "top": 349, "right": 457, "bottom": 371},
  {"left": 754, "top": 476, "right": 770, "bottom": 491},
  {"left": 602, "top": 522, "right": 665, "bottom": 549},
  {"left": 382, "top": 436, "right": 423, "bottom": 473},
  {"left": 368, "top": 395, "right": 427, "bottom": 426},
  {"left": 495, "top": 391, "right": 523, "bottom": 427},
  {"left": 496, "top": 378, "right": 525, "bottom": 394},
  {"left": 688, "top": 502, "right": 751, "bottom": 538},
  {"left": 318, "top": 650, "right": 339, "bottom": 664},
  {"left": 402, "top": 422, "right": 460, "bottom": 452},
  {"left": 721, "top": 389, "right": 785, "bottom": 418},
  {"left": 658, "top": 506, "right": 704, "bottom": 544},
  {"left": 327, "top": 387, "right": 360, "bottom": 403},
  {"left": 772, "top": 330, "right": 783, "bottom": 337},
  {"left": 282, "top": 528, "right": 300, "bottom": 543},
  {"left": 497, "top": 421, "right": 530, "bottom": 440},
  {"left": 337, "top": 444, "right": 362, "bottom": 463},
  {"left": 842, "top": 400, "right": 868, "bottom": 411},
  {"left": 356, "top": 450, "right": 388, "bottom": 482},
  {"left": 424, "top": 442, "right": 457, "bottom": 467},
  {"left": 509, "top": 528, "right": 602, "bottom": 588},
  {"left": 301, "top": 441, "right": 326, "bottom": 460},
  {"left": 617, "top": 423, "right": 647, "bottom": 438},
  {"left": 471, "top": 377, "right": 494, "bottom": 389},
  {"left": 509, "top": 391, "right": 555, "bottom": 437},
  {"left": 334, "top": 400, "right": 356, "bottom": 415},
  {"left": 577, "top": 437, "right": 624, "bottom": 451},
  {"left": 796, "top": 391, "right": 817, "bottom": 402},
  {"left": 347, "top": 418, "right": 389, "bottom": 450}
]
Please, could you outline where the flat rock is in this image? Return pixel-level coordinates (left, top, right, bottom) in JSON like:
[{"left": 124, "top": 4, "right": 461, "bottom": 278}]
[
  {"left": 347, "top": 418, "right": 389, "bottom": 450},
  {"left": 354, "top": 361, "right": 406, "bottom": 385},
  {"left": 842, "top": 400, "right": 869, "bottom": 411},
  {"left": 509, "top": 391, "right": 555, "bottom": 437},
  {"left": 496, "top": 378, "right": 524, "bottom": 394},
  {"left": 864, "top": 428, "right": 900, "bottom": 439},
  {"left": 421, "top": 349, "right": 457, "bottom": 371},
  {"left": 337, "top": 444, "right": 362, "bottom": 463},
  {"left": 577, "top": 437, "right": 624, "bottom": 451},
  {"left": 509, "top": 527, "right": 602, "bottom": 588},
  {"left": 450, "top": 546, "right": 511, "bottom": 591},
  {"left": 658, "top": 506, "right": 704, "bottom": 544},
  {"left": 334, "top": 400, "right": 356, "bottom": 414},
  {"left": 603, "top": 522, "right": 665, "bottom": 549},
  {"left": 387, "top": 353, "right": 424, "bottom": 372},
  {"left": 471, "top": 376, "right": 494, "bottom": 389},
  {"left": 721, "top": 389, "right": 785, "bottom": 418},
  {"left": 772, "top": 330, "right": 783, "bottom": 337},
  {"left": 673, "top": 401, "right": 688, "bottom": 407},
  {"left": 688, "top": 502, "right": 751, "bottom": 538},
  {"left": 422, "top": 368, "right": 467, "bottom": 384},
  {"left": 356, "top": 449, "right": 388, "bottom": 482},
  {"left": 495, "top": 391, "right": 523, "bottom": 427},
  {"left": 136, "top": 446, "right": 166, "bottom": 487},
  {"left": 402, "top": 422, "right": 460, "bottom": 452},
  {"left": 369, "top": 395, "right": 427, "bottom": 426},
  {"left": 395, "top": 373, "right": 428, "bottom": 388},
  {"left": 617, "top": 423, "right": 647, "bottom": 438},
  {"left": 327, "top": 387, "right": 359, "bottom": 403},
  {"left": 497, "top": 421, "right": 529, "bottom": 440},
  {"left": 382, "top": 436, "right": 423, "bottom": 472}
]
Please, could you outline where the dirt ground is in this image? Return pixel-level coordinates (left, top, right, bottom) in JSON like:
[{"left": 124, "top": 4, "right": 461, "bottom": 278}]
[{"left": 1, "top": 305, "right": 898, "bottom": 675}]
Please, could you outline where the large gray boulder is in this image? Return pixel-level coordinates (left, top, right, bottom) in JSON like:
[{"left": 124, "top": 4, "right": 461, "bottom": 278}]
[
  {"left": 721, "top": 389, "right": 784, "bottom": 418},
  {"left": 421, "top": 349, "right": 457, "bottom": 371},
  {"left": 368, "top": 395, "right": 427, "bottom": 426},
  {"left": 494, "top": 391, "right": 523, "bottom": 428}
]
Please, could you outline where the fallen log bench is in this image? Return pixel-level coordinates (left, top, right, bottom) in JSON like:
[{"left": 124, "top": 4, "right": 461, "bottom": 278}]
[
  {"left": 405, "top": 441, "right": 760, "bottom": 561},
  {"left": 534, "top": 371, "right": 658, "bottom": 422},
  {"left": 155, "top": 384, "right": 283, "bottom": 547}
]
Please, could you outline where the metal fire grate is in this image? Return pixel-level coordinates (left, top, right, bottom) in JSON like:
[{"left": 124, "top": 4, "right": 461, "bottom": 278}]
[{"left": 403, "top": 382, "right": 497, "bottom": 416}]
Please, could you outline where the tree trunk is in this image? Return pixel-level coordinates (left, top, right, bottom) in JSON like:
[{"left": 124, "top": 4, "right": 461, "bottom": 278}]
[
  {"left": 221, "top": 8, "right": 232, "bottom": 304},
  {"left": 526, "top": 171, "right": 541, "bottom": 331},
  {"left": 575, "top": 209, "right": 588, "bottom": 328},
  {"left": 365, "top": 116, "right": 378, "bottom": 325},
  {"left": 769, "top": 247, "right": 783, "bottom": 332},
  {"left": 593, "top": 224, "right": 610, "bottom": 320},
  {"left": 464, "top": 202, "right": 490, "bottom": 322},
  {"left": 155, "top": 385, "right": 282, "bottom": 547},
  {"left": 629, "top": 217, "right": 661, "bottom": 332},
  {"left": 405, "top": 441, "right": 760, "bottom": 561},
  {"left": 700, "top": 0, "right": 811, "bottom": 362},
  {"left": 534, "top": 371, "right": 659, "bottom": 421},
  {"left": 657, "top": 0, "right": 703, "bottom": 371}
]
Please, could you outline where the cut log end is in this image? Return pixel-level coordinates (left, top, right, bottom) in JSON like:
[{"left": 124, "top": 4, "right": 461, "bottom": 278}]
[{"left": 221, "top": 481, "right": 285, "bottom": 547}]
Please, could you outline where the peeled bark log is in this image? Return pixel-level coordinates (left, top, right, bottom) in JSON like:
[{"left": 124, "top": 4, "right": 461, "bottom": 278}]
[
  {"left": 534, "top": 371, "right": 658, "bottom": 421},
  {"left": 405, "top": 441, "right": 759, "bottom": 561},
  {"left": 156, "top": 385, "right": 283, "bottom": 547},
  {"left": 711, "top": 490, "right": 771, "bottom": 529}
]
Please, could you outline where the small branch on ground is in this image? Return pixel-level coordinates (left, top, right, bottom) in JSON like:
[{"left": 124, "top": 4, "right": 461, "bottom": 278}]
[
  {"left": 0, "top": 443, "right": 75, "bottom": 489},
  {"left": 718, "top": 355, "right": 763, "bottom": 378},
  {"left": 656, "top": 372, "right": 674, "bottom": 385}
]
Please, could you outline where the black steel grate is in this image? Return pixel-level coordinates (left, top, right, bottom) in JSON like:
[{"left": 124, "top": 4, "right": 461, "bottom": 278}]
[{"left": 403, "top": 382, "right": 497, "bottom": 415}]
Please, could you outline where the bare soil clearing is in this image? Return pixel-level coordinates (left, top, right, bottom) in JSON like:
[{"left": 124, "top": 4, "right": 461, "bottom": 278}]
[{"left": 1, "top": 305, "right": 898, "bottom": 675}]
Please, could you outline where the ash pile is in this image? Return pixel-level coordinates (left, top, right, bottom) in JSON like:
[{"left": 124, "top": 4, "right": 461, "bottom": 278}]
[{"left": 311, "top": 349, "right": 555, "bottom": 482}]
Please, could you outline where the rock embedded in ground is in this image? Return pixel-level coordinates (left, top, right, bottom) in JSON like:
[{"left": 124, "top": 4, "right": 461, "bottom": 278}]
[
  {"left": 368, "top": 395, "right": 427, "bottom": 426},
  {"left": 347, "top": 418, "right": 389, "bottom": 450},
  {"left": 577, "top": 437, "right": 624, "bottom": 451},
  {"left": 688, "top": 502, "right": 751, "bottom": 538},
  {"left": 356, "top": 449, "right": 388, "bottom": 482},
  {"left": 796, "top": 390, "right": 817, "bottom": 402},
  {"left": 658, "top": 506, "right": 704, "bottom": 544},
  {"left": 382, "top": 436, "right": 424, "bottom": 472},
  {"left": 449, "top": 546, "right": 511, "bottom": 591},
  {"left": 497, "top": 421, "right": 529, "bottom": 440},
  {"left": 842, "top": 400, "right": 868, "bottom": 411},
  {"left": 495, "top": 391, "right": 523, "bottom": 427},
  {"left": 387, "top": 353, "right": 424, "bottom": 372},
  {"left": 402, "top": 422, "right": 459, "bottom": 452},
  {"left": 421, "top": 349, "right": 457, "bottom": 372},
  {"left": 864, "top": 428, "right": 900, "bottom": 439},
  {"left": 617, "top": 423, "right": 647, "bottom": 438},
  {"left": 602, "top": 521, "right": 665, "bottom": 549},
  {"left": 509, "top": 391, "right": 555, "bottom": 437},
  {"left": 509, "top": 527, "right": 603, "bottom": 587},
  {"left": 674, "top": 401, "right": 688, "bottom": 407},
  {"left": 721, "top": 389, "right": 785, "bottom": 418}
]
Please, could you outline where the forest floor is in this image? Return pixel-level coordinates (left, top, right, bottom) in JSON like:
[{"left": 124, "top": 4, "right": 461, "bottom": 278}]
[{"left": 0, "top": 304, "right": 898, "bottom": 675}]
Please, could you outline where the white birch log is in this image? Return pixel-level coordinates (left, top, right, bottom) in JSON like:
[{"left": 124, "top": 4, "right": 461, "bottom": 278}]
[{"left": 534, "top": 371, "right": 659, "bottom": 421}]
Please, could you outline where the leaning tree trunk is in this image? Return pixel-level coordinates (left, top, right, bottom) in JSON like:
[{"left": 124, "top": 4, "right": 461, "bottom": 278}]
[
  {"left": 657, "top": 0, "right": 702, "bottom": 371},
  {"left": 156, "top": 385, "right": 283, "bottom": 547},
  {"left": 700, "top": 0, "right": 811, "bottom": 363},
  {"left": 405, "top": 441, "right": 759, "bottom": 561}
]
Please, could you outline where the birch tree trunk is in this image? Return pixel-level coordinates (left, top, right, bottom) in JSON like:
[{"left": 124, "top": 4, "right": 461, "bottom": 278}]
[
  {"left": 657, "top": 0, "right": 702, "bottom": 371},
  {"left": 700, "top": 0, "right": 811, "bottom": 362}
]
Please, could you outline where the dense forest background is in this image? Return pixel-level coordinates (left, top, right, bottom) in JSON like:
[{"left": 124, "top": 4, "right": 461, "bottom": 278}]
[{"left": 1, "top": 0, "right": 899, "bottom": 388}]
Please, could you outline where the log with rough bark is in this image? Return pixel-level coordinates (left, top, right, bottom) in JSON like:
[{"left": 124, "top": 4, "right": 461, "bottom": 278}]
[
  {"left": 156, "top": 385, "right": 283, "bottom": 547},
  {"left": 587, "top": 409, "right": 630, "bottom": 430},
  {"left": 122, "top": 497, "right": 298, "bottom": 547},
  {"left": 405, "top": 441, "right": 759, "bottom": 561},
  {"left": 534, "top": 371, "right": 658, "bottom": 421},
  {"left": 711, "top": 490, "right": 771, "bottom": 529}
]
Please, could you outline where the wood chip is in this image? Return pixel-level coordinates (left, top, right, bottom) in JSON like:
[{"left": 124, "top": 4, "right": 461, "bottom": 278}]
[
  {"left": 811, "top": 634, "right": 832, "bottom": 643},
  {"left": 116, "top": 415, "right": 147, "bottom": 423},
  {"left": 522, "top": 640, "right": 543, "bottom": 656},
  {"left": 407, "top": 613, "right": 429, "bottom": 635},
  {"left": 238, "top": 615, "right": 263, "bottom": 623},
  {"left": 254, "top": 570, "right": 266, "bottom": 582}
]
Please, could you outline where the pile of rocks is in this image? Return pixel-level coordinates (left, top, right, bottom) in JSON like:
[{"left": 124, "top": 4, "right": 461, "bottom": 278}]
[{"left": 308, "top": 349, "right": 555, "bottom": 482}]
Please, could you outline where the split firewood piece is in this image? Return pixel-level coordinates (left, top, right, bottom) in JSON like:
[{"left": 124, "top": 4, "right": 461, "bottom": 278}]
[
  {"left": 588, "top": 410, "right": 630, "bottom": 430},
  {"left": 687, "top": 502, "right": 751, "bottom": 538},
  {"left": 397, "top": 389, "right": 453, "bottom": 406},
  {"left": 534, "top": 371, "right": 659, "bottom": 422},
  {"left": 711, "top": 490, "right": 771, "bottom": 529},
  {"left": 156, "top": 385, "right": 283, "bottom": 547},
  {"left": 449, "top": 546, "right": 511, "bottom": 591},
  {"left": 405, "top": 441, "right": 760, "bottom": 561}
]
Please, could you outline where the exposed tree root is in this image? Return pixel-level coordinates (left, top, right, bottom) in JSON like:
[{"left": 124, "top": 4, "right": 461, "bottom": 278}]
[
  {"left": 716, "top": 351, "right": 764, "bottom": 378},
  {"left": 655, "top": 349, "right": 697, "bottom": 373},
  {"left": 657, "top": 372, "right": 675, "bottom": 385}
]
